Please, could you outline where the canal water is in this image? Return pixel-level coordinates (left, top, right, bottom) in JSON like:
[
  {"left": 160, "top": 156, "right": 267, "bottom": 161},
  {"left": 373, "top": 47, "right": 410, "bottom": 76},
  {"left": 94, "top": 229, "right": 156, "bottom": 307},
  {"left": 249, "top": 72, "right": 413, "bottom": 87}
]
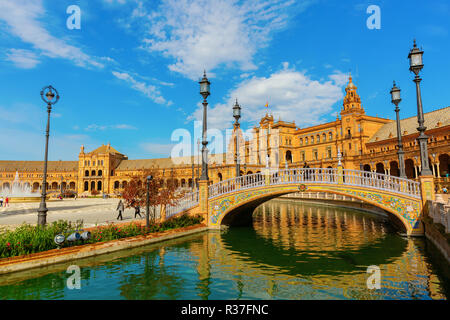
[{"left": 0, "top": 200, "right": 448, "bottom": 300}]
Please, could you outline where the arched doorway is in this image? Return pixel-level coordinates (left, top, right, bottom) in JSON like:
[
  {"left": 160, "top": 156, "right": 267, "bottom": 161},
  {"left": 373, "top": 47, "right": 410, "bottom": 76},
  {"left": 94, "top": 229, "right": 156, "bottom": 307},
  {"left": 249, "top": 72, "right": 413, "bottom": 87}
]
[
  {"left": 405, "top": 159, "right": 415, "bottom": 179},
  {"left": 69, "top": 182, "right": 76, "bottom": 190},
  {"left": 91, "top": 181, "right": 96, "bottom": 191},
  {"left": 376, "top": 163, "right": 384, "bottom": 174},
  {"left": 114, "top": 181, "right": 120, "bottom": 189},
  {"left": 390, "top": 161, "right": 399, "bottom": 177},
  {"left": 32, "top": 182, "right": 40, "bottom": 192},
  {"left": 84, "top": 181, "right": 89, "bottom": 191},
  {"left": 218, "top": 173, "right": 223, "bottom": 181},
  {"left": 439, "top": 154, "right": 449, "bottom": 177},
  {"left": 97, "top": 181, "right": 102, "bottom": 191},
  {"left": 286, "top": 150, "right": 293, "bottom": 163},
  {"left": 363, "top": 164, "right": 371, "bottom": 172}
]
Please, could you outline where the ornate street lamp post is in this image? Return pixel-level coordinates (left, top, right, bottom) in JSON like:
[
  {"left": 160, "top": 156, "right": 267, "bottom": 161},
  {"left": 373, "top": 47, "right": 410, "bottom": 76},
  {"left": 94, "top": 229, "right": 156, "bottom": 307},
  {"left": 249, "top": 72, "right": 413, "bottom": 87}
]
[
  {"left": 390, "top": 81, "right": 407, "bottom": 178},
  {"left": 37, "top": 85, "right": 59, "bottom": 226},
  {"left": 233, "top": 99, "right": 241, "bottom": 178},
  {"left": 146, "top": 175, "right": 152, "bottom": 228},
  {"left": 197, "top": 138, "right": 200, "bottom": 188},
  {"left": 408, "top": 40, "right": 432, "bottom": 176},
  {"left": 191, "top": 163, "right": 194, "bottom": 191},
  {"left": 199, "top": 72, "right": 210, "bottom": 181}
]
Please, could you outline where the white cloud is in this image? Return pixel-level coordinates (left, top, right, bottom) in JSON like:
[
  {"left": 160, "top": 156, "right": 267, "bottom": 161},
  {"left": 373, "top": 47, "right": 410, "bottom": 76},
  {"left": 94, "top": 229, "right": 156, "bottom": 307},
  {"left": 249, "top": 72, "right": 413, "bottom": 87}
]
[
  {"left": 0, "top": 0, "right": 104, "bottom": 69},
  {"left": 5, "top": 49, "right": 40, "bottom": 69},
  {"left": 112, "top": 71, "right": 172, "bottom": 105},
  {"left": 138, "top": 0, "right": 313, "bottom": 79},
  {"left": 189, "top": 63, "right": 348, "bottom": 130}
]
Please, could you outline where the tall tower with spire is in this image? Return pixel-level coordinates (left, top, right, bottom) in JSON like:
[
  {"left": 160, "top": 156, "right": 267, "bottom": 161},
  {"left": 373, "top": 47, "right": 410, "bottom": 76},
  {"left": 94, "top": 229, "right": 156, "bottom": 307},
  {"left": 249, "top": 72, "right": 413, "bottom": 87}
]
[{"left": 341, "top": 74, "right": 365, "bottom": 116}]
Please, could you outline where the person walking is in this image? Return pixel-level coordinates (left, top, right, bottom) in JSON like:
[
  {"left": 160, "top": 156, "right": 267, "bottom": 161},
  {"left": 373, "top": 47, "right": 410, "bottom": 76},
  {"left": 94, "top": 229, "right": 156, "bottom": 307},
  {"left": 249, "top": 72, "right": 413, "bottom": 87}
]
[
  {"left": 0, "top": 196, "right": 3, "bottom": 207},
  {"left": 4, "top": 197, "right": 9, "bottom": 207},
  {"left": 134, "top": 204, "right": 142, "bottom": 219},
  {"left": 116, "top": 199, "right": 124, "bottom": 221}
]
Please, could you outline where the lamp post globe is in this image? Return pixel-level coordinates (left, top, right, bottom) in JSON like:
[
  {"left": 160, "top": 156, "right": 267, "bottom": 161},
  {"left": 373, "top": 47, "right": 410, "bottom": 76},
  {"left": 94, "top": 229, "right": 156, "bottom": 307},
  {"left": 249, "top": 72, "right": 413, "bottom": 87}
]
[
  {"left": 408, "top": 40, "right": 432, "bottom": 176},
  {"left": 37, "top": 85, "right": 60, "bottom": 226},
  {"left": 199, "top": 71, "right": 210, "bottom": 99},
  {"left": 390, "top": 81, "right": 401, "bottom": 105},
  {"left": 408, "top": 40, "right": 424, "bottom": 75}
]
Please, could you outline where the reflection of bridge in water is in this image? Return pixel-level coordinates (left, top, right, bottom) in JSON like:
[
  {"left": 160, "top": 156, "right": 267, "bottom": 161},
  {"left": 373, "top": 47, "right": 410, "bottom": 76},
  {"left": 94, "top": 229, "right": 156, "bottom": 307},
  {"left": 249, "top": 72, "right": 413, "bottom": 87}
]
[
  {"left": 166, "top": 168, "right": 429, "bottom": 236},
  {"left": 187, "top": 201, "right": 446, "bottom": 299}
]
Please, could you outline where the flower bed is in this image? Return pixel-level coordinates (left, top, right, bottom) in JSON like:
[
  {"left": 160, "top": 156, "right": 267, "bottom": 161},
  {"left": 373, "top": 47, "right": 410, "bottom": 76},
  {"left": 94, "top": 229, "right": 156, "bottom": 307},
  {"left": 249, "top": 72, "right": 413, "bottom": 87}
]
[{"left": 0, "top": 215, "right": 203, "bottom": 259}]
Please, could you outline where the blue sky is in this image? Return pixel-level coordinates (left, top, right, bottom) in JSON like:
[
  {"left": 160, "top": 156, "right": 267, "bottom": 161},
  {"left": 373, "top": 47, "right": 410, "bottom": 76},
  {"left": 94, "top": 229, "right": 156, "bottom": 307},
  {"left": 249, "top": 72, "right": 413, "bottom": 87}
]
[{"left": 0, "top": 0, "right": 449, "bottom": 161}]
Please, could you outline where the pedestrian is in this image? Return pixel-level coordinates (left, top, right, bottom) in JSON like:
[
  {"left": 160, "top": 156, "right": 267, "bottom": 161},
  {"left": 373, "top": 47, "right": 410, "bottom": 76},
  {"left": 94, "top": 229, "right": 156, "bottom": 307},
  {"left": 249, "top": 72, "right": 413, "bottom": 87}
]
[
  {"left": 4, "top": 197, "right": 9, "bottom": 207},
  {"left": 0, "top": 196, "right": 3, "bottom": 207},
  {"left": 134, "top": 204, "right": 142, "bottom": 218},
  {"left": 443, "top": 186, "right": 448, "bottom": 194},
  {"left": 116, "top": 199, "right": 124, "bottom": 220}
]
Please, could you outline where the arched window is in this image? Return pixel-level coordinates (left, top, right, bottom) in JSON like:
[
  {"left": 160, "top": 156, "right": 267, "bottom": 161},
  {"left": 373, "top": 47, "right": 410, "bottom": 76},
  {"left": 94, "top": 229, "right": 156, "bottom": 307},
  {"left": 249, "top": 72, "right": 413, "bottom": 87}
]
[
  {"left": 84, "top": 181, "right": 89, "bottom": 191},
  {"left": 114, "top": 181, "right": 120, "bottom": 189},
  {"left": 329, "top": 132, "right": 333, "bottom": 141},
  {"left": 85, "top": 170, "right": 89, "bottom": 177},
  {"left": 91, "top": 170, "right": 96, "bottom": 177},
  {"left": 317, "top": 134, "right": 320, "bottom": 143},
  {"left": 97, "top": 181, "right": 102, "bottom": 191},
  {"left": 98, "top": 170, "right": 103, "bottom": 177}
]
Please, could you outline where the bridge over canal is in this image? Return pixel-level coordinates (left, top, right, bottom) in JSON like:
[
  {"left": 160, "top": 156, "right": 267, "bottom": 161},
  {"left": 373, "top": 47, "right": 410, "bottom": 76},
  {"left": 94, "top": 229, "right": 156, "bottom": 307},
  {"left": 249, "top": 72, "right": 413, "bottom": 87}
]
[{"left": 164, "top": 167, "right": 435, "bottom": 236}]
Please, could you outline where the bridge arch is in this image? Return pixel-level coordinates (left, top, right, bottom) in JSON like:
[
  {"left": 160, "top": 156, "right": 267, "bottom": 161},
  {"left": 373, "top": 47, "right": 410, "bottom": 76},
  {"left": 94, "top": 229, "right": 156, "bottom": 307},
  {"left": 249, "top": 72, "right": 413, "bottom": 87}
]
[
  {"left": 206, "top": 169, "right": 422, "bottom": 236},
  {"left": 216, "top": 186, "right": 411, "bottom": 234}
]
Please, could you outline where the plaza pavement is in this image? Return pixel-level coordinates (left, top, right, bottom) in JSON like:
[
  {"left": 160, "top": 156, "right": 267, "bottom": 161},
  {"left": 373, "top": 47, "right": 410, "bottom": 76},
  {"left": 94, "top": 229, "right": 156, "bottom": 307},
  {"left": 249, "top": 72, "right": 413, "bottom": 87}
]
[{"left": 0, "top": 198, "right": 145, "bottom": 230}]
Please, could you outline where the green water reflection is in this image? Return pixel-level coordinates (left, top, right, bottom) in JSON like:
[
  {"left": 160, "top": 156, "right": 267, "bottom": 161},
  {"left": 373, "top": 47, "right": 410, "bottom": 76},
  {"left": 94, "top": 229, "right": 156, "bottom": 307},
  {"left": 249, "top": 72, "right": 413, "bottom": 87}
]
[{"left": 0, "top": 200, "right": 448, "bottom": 300}]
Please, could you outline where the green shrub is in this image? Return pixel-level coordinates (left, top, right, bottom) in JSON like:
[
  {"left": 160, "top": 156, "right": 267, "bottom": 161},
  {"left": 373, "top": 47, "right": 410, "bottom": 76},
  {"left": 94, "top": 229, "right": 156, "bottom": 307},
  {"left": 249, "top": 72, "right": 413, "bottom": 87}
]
[{"left": 0, "top": 215, "right": 203, "bottom": 259}]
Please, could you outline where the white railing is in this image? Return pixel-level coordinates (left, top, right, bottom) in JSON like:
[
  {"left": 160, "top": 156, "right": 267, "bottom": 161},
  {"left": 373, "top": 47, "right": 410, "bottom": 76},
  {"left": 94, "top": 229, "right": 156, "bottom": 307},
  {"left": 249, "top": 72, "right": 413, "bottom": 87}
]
[
  {"left": 209, "top": 172, "right": 266, "bottom": 198},
  {"left": 208, "top": 168, "right": 421, "bottom": 199},
  {"left": 165, "top": 190, "right": 199, "bottom": 219}
]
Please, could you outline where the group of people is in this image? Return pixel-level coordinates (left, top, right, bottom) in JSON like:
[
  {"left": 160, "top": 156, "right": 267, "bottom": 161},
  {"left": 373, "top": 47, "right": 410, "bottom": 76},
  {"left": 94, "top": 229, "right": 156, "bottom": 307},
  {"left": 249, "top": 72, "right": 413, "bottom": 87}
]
[
  {"left": 116, "top": 200, "right": 142, "bottom": 221},
  {"left": 0, "top": 196, "right": 9, "bottom": 207}
]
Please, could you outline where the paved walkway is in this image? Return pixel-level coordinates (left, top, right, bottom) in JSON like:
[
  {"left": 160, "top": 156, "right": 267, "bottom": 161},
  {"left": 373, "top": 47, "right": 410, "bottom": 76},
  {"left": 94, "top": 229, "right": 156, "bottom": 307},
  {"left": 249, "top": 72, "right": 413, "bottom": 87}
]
[{"left": 0, "top": 198, "right": 146, "bottom": 230}]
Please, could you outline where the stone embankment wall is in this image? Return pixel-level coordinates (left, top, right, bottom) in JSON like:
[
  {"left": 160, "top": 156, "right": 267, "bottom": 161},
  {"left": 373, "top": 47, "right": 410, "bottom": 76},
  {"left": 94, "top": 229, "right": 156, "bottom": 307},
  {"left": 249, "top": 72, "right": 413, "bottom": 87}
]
[{"left": 423, "top": 195, "right": 450, "bottom": 263}]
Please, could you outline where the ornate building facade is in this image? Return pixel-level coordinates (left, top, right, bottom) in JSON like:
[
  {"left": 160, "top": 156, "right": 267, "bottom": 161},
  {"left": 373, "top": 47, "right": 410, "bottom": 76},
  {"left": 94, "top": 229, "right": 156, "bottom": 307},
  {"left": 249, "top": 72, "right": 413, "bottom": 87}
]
[{"left": 0, "top": 76, "right": 449, "bottom": 196}]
